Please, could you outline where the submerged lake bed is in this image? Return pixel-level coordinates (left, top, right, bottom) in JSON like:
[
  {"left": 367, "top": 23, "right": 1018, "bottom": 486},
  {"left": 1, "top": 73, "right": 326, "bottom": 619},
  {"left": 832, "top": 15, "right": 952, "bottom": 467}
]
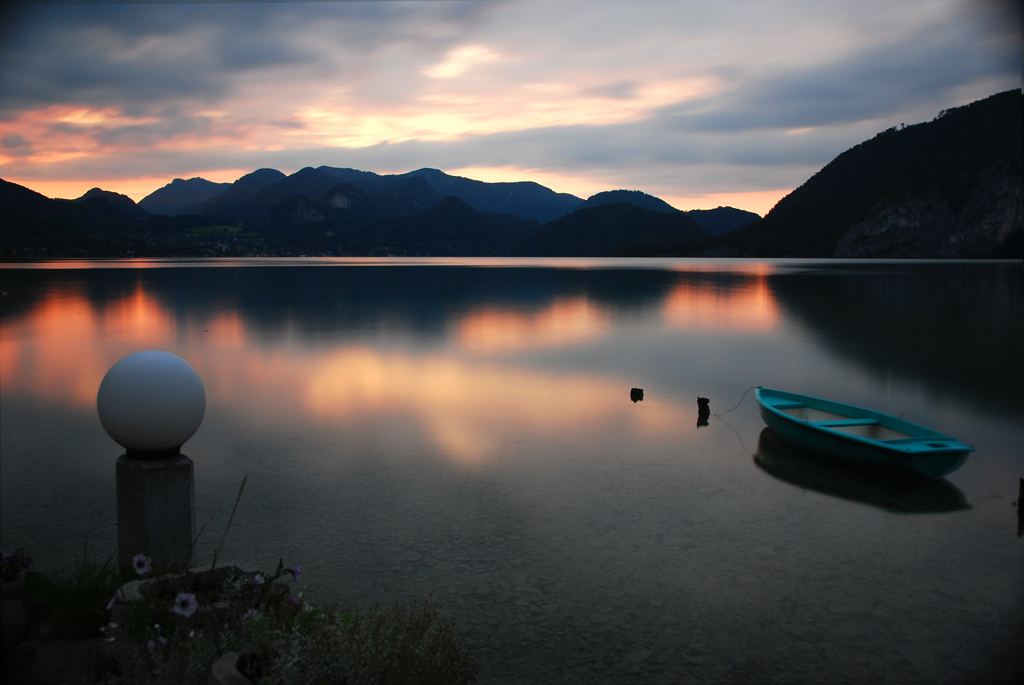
[{"left": 2, "top": 258, "right": 1022, "bottom": 683}]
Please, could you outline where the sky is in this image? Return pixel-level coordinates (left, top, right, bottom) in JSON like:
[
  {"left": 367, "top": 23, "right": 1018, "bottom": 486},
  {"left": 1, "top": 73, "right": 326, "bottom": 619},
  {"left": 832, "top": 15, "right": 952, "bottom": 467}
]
[{"left": 0, "top": 0, "right": 1018, "bottom": 215}]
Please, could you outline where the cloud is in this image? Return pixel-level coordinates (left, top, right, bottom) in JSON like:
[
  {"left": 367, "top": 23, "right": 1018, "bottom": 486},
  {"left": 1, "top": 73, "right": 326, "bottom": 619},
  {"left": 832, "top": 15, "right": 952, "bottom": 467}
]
[
  {"left": 0, "top": 2, "right": 495, "bottom": 116},
  {"left": 0, "top": 0, "right": 1017, "bottom": 212},
  {"left": 423, "top": 44, "right": 501, "bottom": 79},
  {"left": 2, "top": 133, "right": 30, "bottom": 149},
  {"left": 658, "top": 20, "right": 1016, "bottom": 134}
]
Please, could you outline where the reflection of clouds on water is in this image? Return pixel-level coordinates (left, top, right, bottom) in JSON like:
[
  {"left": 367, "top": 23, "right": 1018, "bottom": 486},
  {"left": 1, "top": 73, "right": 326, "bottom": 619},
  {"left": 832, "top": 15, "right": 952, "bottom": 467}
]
[
  {"left": 0, "top": 276, "right": 687, "bottom": 468},
  {"left": 0, "top": 284, "right": 177, "bottom": 408},
  {"left": 304, "top": 347, "right": 682, "bottom": 466},
  {"left": 455, "top": 297, "right": 611, "bottom": 353},
  {"left": 661, "top": 275, "right": 778, "bottom": 332}
]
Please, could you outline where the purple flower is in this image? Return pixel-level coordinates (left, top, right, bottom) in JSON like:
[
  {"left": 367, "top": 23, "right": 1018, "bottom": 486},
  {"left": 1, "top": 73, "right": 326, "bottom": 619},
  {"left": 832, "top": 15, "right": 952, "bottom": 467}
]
[
  {"left": 251, "top": 574, "right": 265, "bottom": 586},
  {"left": 288, "top": 563, "right": 301, "bottom": 582},
  {"left": 147, "top": 639, "right": 157, "bottom": 655},
  {"left": 172, "top": 592, "right": 198, "bottom": 618},
  {"left": 243, "top": 608, "right": 260, "bottom": 626},
  {"left": 288, "top": 595, "right": 299, "bottom": 605},
  {"left": 132, "top": 554, "right": 152, "bottom": 576}
]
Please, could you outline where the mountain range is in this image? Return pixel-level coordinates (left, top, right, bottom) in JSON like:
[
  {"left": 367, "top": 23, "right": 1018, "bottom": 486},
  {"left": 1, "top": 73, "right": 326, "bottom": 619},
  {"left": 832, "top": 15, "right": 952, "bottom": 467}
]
[
  {"left": 0, "top": 163, "right": 757, "bottom": 257},
  {"left": 142, "top": 165, "right": 749, "bottom": 231},
  {"left": 1, "top": 89, "right": 1019, "bottom": 259}
]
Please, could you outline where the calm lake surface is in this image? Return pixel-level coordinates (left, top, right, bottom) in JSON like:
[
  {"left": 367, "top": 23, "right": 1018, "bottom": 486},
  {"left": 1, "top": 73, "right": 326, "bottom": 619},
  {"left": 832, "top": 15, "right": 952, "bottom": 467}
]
[{"left": 2, "top": 258, "right": 1022, "bottom": 683}]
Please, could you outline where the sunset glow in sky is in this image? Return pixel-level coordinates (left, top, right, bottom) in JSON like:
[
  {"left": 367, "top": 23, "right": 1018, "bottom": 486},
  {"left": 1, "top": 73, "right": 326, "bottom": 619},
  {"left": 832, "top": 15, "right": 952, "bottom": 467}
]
[{"left": 0, "top": 0, "right": 1018, "bottom": 215}]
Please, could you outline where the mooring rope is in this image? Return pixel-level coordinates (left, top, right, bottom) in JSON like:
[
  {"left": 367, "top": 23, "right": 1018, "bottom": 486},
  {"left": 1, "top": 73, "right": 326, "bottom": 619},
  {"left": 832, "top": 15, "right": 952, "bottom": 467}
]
[
  {"left": 714, "top": 385, "right": 758, "bottom": 417},
  {"left": 714, "top": 413, "right": 751, "bottom": 454}
]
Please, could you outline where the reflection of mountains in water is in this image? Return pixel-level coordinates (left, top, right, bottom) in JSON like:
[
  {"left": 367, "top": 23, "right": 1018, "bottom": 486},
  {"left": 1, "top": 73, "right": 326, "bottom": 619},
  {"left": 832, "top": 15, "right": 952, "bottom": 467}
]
[
  {"left": 754, "top": 427, "right": 970, "bottom": 514},
  {"left": 0, "top": 265, "right": 758, "bottom": 339},
  {"left": 767, "top": 263, "right": 1023, "bottom": 422}
]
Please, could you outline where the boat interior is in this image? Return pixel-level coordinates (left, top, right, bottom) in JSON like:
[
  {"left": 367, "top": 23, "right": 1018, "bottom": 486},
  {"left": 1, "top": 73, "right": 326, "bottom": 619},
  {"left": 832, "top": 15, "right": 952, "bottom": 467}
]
[
  {"left": 779, "top": 406, "right": 849, "bottom": 422},
  {"left": 820, "top": 422, "right": 914, "bottom": 441},
  {"left": 775, "top": 404, "right": 915, "bottom": 441}
]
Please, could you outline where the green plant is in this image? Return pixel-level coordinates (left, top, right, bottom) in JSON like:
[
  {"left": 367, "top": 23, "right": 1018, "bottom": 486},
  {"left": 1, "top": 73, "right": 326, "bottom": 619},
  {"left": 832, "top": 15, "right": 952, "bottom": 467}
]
[
  {"left": 2, "top": 547, "right": 34, "bottom": 582},
  {"left": 107, "top": 558, "right": 302, "bottom": 685},
  {"left": 255, "top": 595, "right": 477, "bottom": 685},
  {"left": 104, "top": 474, "right": 475, "bottom": 684},
  {"left": 24, "top": 538, "right": 123, "bottom": 639}
]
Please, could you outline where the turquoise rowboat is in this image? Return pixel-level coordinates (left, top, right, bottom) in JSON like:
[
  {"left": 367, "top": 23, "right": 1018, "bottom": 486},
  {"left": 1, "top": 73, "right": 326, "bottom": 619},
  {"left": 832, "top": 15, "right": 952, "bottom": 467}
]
[{"left": 755, "top": 388, "right": 973, "bottom": 478}]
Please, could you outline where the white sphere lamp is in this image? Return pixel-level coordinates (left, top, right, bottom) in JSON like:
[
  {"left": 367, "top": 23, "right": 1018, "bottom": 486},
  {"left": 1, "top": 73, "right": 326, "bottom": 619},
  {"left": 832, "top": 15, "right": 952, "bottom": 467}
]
[{"left": 97, "top": 350, "right": 206, "bottom": 457}]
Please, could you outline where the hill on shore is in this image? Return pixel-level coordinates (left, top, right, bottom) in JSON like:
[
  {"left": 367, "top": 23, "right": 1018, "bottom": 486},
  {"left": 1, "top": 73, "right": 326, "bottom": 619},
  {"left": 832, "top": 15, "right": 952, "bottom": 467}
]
[{"left": 717, "top": 89, "right": 1022, "bottom": 258}]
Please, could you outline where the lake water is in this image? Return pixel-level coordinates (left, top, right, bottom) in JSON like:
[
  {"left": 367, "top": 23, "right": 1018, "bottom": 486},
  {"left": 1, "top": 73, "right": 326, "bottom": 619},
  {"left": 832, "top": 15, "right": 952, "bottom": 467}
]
[{"left": 2, "top": 258, "right": 1022, "bottom": 683}]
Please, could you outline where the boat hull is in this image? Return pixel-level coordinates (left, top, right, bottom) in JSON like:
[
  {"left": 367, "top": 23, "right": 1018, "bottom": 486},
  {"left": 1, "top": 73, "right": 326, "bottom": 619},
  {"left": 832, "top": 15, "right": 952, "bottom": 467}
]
[{"left": 755, "top": 388, "right": 972, "bottom": 478}]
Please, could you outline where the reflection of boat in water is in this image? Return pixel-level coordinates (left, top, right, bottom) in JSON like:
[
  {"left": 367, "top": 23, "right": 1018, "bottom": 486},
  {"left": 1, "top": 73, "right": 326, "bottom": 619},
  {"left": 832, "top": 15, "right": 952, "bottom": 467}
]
[
  {"left": 755, "top": 387, "right": 973, "bottom": 478},
  {"left": 755, "top": 428, "right": 970, "bottom": 513}
]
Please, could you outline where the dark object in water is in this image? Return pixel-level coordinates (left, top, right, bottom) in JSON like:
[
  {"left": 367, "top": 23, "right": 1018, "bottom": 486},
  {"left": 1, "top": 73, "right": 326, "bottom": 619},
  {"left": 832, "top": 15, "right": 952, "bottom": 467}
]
[
  {"left": 697, "top": 397, "right": 710, "bottom": 427},
  {"left": 1017, "top": 478, "right": 1023, "bottom": 538},
  {"left": 630, "top": 388, "right": 644, "bottom": 402}
]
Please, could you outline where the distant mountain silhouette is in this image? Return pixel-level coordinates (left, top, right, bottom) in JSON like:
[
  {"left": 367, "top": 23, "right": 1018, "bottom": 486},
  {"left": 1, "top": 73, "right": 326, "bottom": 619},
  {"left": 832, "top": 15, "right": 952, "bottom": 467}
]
[
  {"left": 74, "top": 188, "right": 154, "bottom": 221},
  {"left": 345, "top": 196, "right": 538, "bottom": 256},
  {"left": 579, "top": 191, "right": 759, "bottom": 237},
  {"left": 1, "top": 180, "right": 106, "bottom": 255},
  {"left": 319, "top": 166, "right": 582, "bottom": 223},
  {"left": 184, "top": 168, "right": 286, "bottom": 216},
  {"left": 0, "top": 181, "right": 150, "bottom": 237},
  {"left": 579, "top": 190, "right": 679, "bottom": 214},
  {"left": 215, "top": 167, "right": 340, "bottom": 225},
  {"left": 722, "top": 89, "right": 1022, "bottom": 257},
  {"left": 518, "top": 203, "right": 708, "bottom": 256},
  {"left": 141, "top": 167, "right": 755, "bottom": 239},
  {"left": 139, "top": 177, "right": 231, "bottom": 215},
  {"left": 369, "top": 175, "right": 444, "bottom": 218},
  {"left": 1, "top": 177, "right": 232, "bottom": 257},
  {"left": 319, "top": 183, "right": 382, "bottom": 224},
  {"left": 686, "top": 206, "right": 760, "bottom": 236},
  {"left": 262, "top": 175, "right": 446, "bottom": 235}
]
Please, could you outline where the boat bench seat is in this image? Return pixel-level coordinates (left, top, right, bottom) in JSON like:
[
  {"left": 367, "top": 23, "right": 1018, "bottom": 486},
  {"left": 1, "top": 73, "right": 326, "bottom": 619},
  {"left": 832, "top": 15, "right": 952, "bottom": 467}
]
[
  {"left": 768, "top": 401, "right": 804, "bottom": 409},
  {"left": 813, "top": 418, "right": 879, "bottom": 427}
]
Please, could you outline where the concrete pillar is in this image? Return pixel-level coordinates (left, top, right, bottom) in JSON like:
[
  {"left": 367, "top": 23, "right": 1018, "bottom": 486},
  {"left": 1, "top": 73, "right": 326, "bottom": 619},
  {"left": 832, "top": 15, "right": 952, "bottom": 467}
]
[
  {"left": 98, "top": 350, "right": 206, "bottom": 575},
  {"left": 116, "top": 453, "right": 196, "bottom": 574}
]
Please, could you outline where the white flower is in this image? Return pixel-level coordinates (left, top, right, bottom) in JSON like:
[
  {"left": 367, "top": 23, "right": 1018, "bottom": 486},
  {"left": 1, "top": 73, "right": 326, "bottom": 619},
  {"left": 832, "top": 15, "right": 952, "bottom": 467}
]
[
  {"left": 132, "top": 554, "right": 152, "bottom": 576},
  {"left": 172, "top": 593, "right": 198, "bottom": 618}
]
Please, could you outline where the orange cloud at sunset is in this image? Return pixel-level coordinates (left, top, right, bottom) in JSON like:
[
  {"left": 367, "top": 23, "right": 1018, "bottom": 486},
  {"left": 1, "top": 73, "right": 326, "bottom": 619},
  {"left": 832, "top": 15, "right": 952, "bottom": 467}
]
[{"left": 294, "top": 75, "right": 720, "bottom": 148}]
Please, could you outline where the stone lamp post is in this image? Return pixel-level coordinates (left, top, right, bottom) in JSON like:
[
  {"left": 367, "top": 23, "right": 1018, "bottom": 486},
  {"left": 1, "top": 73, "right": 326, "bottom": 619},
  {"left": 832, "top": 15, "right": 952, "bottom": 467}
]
[{"left": 97, "top": 350, "right": 206, "bottom": 574}]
